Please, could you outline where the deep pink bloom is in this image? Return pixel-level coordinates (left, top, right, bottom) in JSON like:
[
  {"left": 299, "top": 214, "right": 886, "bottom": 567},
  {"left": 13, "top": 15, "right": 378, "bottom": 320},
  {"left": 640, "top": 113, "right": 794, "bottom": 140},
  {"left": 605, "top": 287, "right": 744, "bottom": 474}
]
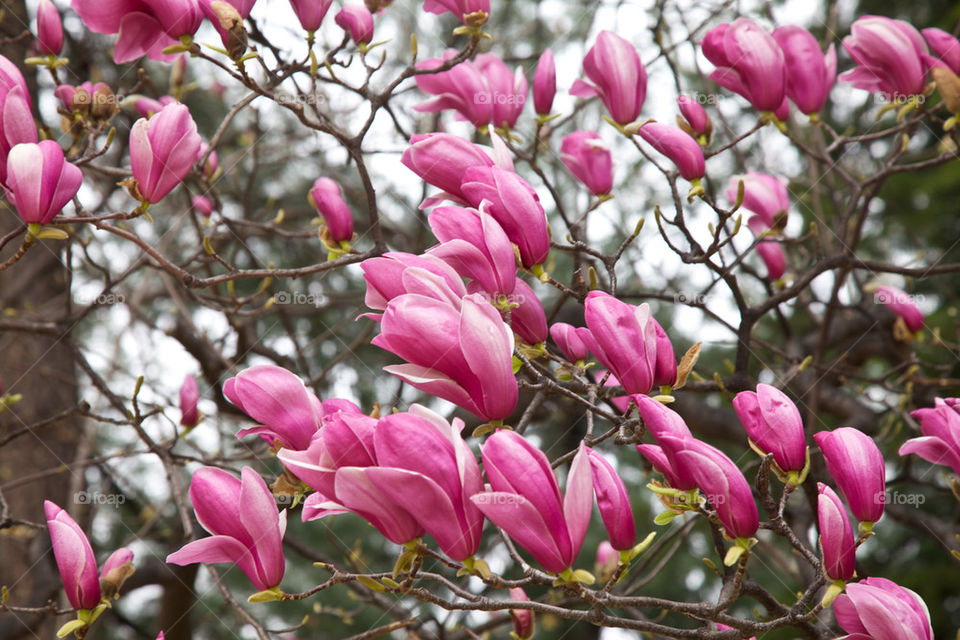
[
  {"left": 732, "top": 384, "right": 806, "bottom": 473},
  {"left": 533, "top": 49, "right": 556, "bottom": 115},
  {"left": 277, "top": 411, "right": 424, "bottom": 543},
  {"left": 308, "top": 177, "right": 354, "bottom": 243},
  {"left": 874, "top": 284, "right": 924, "bottom": 332},
  {"left": 595, "top": 540, "right": 617, "bottom": 570},
  {"left": 364, "top": 405, "right": 484, "bottom": 560},
  {"left": 549, "top": 322, "right": 592, "bottom": 363},
  {"left": 747, "top": 217, "right": 786, "bottom": 280},
  {"left": 180, "top": 374, "right": 199, "bottom": 427},
  {"left": 726, "top": 171, "right": 789, "bottom": 227},
  {"left": 5, "top": 141, "right": 81, "bottom": 225},
  {"left": 702, "top": 19, "right": 787, "bottom": 112},
  {"left": 813, "top": 427, "right": 885, "bottom": 524},
  {"left": 415, "top": 53, "right": 526, "bottom": 130},
  {"left": 361, "top": 251, "right": 466, "bottom": 318},
  {"left": 586, "top": 448, "right": 635, "bottom": 550},
  {"left": 167, "top": 466, "right": 286, "bottom": 591},
  {"left": 0, "top": 57, "right": 37, "bottom": 184},
  {"left": 129, "top": 103, "right": 202, "bottom": 204},
  {"left": 560, "top": 131, "right": 613, "bottom": 196},
  {"left": 460, "top": 166, "right": 549, "bottom": 268},
  {"left": 414, "top": 53, "right": 493, "bottom": 128},
  {"left": 833, "top": 577, "right": 933, "bottom": 640},
  {"left": 401, "top": 133, "right": 494, "bottom": 204},
  {"left": 772, "top": 26, "right": 837, "bottom": 115},
  {"left": 677, "top": 95, "right": 711, "bottom": 139},
  {"left": 901, "top": 397, "right": 960, "bottom": 476},
  {"left": 471, "top": 432, "right": 592, "bottom": 573},
  {"left": 71, "top": 0, "right": 203, "bottom": 63},
  {"left": 192, "top": 194, "right": 214, "bottom": 217},
  {"left": 197, "top": 142, "right": 218, "bottom": 179},
  {"left": 636, "top": 122, "right": 705, "bottom": 182},
  {"left": 634, "top": 393, "right": 692, "bottom": 441},
  {"left": 44, "top": 501, "right": 102, "bottom": 609},
  {"left": 373, "top": 293, "right": 517, "bottom": 421},
  {"left": 422, "top": 0, "right": 488, "bottom": 25},
  {"left": 335, "top": 5, "right": 373, "bottom": 45},
  {"left": 922, "top": 28, "right": 960, "bottom": 74},
  {"left": 817, "top": 483, "right": 856, "bottom": 582},
  {"left": 839, "top": 16, "right": 928, "bottom": 99},
  {"left": 289, "top": 0, "right": 333, "bottom": 31},
  {"left": 582, "top": 291, "right": 658, "bottom": 395},
  {"left": 509, "top": 587, "right": 534, "bottom": 639},
  {"left": 570, "top": 31, "right": 646, "bottom": 125},
  {"left": 224, "top": 365, "right": 357, "bottom": 450},
  {"left": 659, "top": 434, "right": 759, "bottom": 539},
  {"left": 217, "top": 0, "right": 256, "bottom": 17},
  {"left": 428, "top": 206, "right": 517, "bottom": 298},
  {"left": 134, "top": 95, "right": 177, "bottom": 119},
  {"left": 36, "top": 0, "right": 64, "bottom": 56},
  {"left": 476, "top": 54, "right": 527, "bottom": 130}
]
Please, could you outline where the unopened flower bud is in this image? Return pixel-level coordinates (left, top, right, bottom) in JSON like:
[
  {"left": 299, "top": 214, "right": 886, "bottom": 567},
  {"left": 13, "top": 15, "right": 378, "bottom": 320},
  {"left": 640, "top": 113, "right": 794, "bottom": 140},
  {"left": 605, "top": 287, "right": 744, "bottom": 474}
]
[
  {"left": 210, "top": 1, "right": 247, "bottom": 60},
  {"left": 90, "top": 84, "right": 118, "bottom": 121}
]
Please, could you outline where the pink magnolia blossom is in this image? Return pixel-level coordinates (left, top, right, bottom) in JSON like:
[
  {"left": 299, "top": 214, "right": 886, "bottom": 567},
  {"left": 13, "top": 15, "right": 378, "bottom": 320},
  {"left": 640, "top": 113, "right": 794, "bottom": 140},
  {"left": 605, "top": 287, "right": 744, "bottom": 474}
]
[
  {"left": 335, "top": 5, "right": 374, "bottom": 46},
  {"left": 571, "top": 31, "right": 646, "bottom": 125},
  {"left": 167, "top": 466, "right": 286, "bottom": 591},
  {"left": 873, "top": 284, "right": 924, "bottom": 332},
  {"left": 71, "top": 0, "right": 204, "bottom": 63},
  {"left": 192, "top": 194, "right": 214, "bottom": 217},
  {"left": 702, "top": 19, "right": 787, "bottom": 113},
  {"left": 0, "top": 56, "right": 37, "bottom": 184},
  {"left": 900, "top": 397, "right": 960, "bottom": 476},
  {"left": 129, "top": 103, "right": 202, "bottom": 204},
  {"left": 814, "top": 427, "right": 885, "bottom": 525},
  {"left": 373, "top": 293, "right": 517, "bottom": 421},
  {"left": 460, "top": 166, "right": 549, "bottom": 268},
  {"left": 308, "top": 177, "right": 354, "bottom": 243},
  {"left": 224, "top": 364, "right": 360, "bottom": 450},
  {"left": 677, "top": 95, "right": 712, "bottom": 141},
  {"left": 422, "top": 0, "right": 488, "bottom": 26},
  {"left": 838, "top": 16, "right": 928, "bottom": 100},
  {"left": 772, "top": 25, "right": 837, "bottom": 115},
  {"left": 585, "top": 448, "right": 635, "bottom": 550},
  {"left": 363, "top": 405, "right": 484, "bottom": 561},
  {"left": 533, "top": 49, "right": 556, "bottom": 115},
  {"left": 361, "top": 251, "right": 466, "bottom": 319},
  {"left": 560, "top": 131, "right": 613, "bottom": 196},
  {"left": 581, "top": 291, "right": 658, "bottom": 395},
  {"left": 549, "top": 322, "right": 592, "bottom": 363},
  {"left": 401, "top": 133, "right": 494, "bottom": 204},
  {"left": 833, "top": 577, "right": 933, "bottom": 640},
  {"left": 36, "top": 0, "right": 64, "bottom": 56},
  {"left": 277, "top": 411, "right": 425, "bottom": 544},
  {"left": 509, "top": 588, "right": 534, "bottom": 639},
  {"left": 471, "top": 432, "right": 592, "bottom": 573},
  {"left": 288, "top": 0, "right": 334, "bottom": 31},
  {"left": 5, "top": 141, "right": 82, "bottom": 226},
  {"left": 922, "top": 28, "right": 960, "bottom": 74},
  {"left": 179, "top": 374, "right": 199, "bottom": 427},
  {"left": 428, "top": 206, "right": 517, "bottom": 298},
  {"left": 636, "top": 122, "right": 705, "bottom": 182},
  {"left": 659, "top": 434, "right": 759, "bottom": 539},
  {"left": 732, "top": 384, "right": 807, "bottom": 474},
  {"left": 817, "top": 483, "right": 856, "bottom": 582},
  {"left": 726, "top": 171, "right": 789, "bottom": 227}
]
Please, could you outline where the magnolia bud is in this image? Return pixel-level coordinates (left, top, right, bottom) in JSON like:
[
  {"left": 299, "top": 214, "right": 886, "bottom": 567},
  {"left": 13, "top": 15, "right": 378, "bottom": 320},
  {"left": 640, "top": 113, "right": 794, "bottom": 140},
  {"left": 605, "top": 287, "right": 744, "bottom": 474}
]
[
  {"left": 71, "top": 87, "right": 92, "bottom": 117},
  {"left": 932, "top": 66, "right": 960, "bottom": 115},
  {"left": 90, "top": 84, "right": 119, "bottom": 121},
  {"left": 211, "top": 1, "right": 247, "bottom": 60}
]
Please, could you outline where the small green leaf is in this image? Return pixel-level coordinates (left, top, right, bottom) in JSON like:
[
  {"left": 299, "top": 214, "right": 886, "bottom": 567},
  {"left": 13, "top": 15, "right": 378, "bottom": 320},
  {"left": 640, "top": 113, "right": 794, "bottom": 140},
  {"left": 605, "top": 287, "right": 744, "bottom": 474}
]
[{"left": 56, "top": 620, "right": 87, "bottom": 638}]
